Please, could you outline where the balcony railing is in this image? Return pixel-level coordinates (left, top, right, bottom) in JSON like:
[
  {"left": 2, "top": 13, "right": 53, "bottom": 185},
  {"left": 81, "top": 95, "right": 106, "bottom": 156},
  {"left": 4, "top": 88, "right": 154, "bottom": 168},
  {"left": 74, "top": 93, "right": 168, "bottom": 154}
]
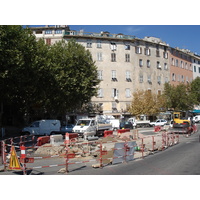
[{"left": 64, "top": 30, "right": 135, "bottom": 40}]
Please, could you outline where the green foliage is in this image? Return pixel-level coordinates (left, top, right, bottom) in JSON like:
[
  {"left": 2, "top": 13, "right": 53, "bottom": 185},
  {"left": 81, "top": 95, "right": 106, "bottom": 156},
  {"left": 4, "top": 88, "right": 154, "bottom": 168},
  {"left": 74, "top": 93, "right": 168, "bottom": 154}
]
[
  {"left": 190, "top": 77, "right": 200, "bottom": 104},
  {"left": 163, "top": 82, "right": 196, "bottom": 111},
  {"left": 0, "top": 26, "right": 100, "bottom": 123}
]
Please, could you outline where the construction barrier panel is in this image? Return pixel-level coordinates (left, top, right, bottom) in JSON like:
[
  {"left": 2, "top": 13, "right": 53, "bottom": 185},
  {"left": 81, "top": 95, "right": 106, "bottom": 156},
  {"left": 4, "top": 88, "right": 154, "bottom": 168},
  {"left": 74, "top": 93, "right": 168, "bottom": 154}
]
[
  {"left": 0, "top": 127, "right": 197, "bottom": 174},
  {"left": 154, "top": 126, "right": 161, "bottom": 132},
  {"left": 104, "top": 130, "right": 113, "bottom": 137},
  {"left": 37, "top": 136, "right": 50, "bottom": 146},
  {"left": 117, "top": 129, "right": 130, "bottom": 134}
]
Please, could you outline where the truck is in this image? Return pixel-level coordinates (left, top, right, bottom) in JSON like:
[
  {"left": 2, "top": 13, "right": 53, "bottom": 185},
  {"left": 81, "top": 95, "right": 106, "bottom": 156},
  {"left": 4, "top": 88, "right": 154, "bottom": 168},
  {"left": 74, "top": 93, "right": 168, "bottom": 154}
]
[
  {"left": 128, "top": 117, "right": 150, "bottom": 128},
  {"left": 22, "top": 120, "right": 61, "bottom": 136},
  {"left": 72, "top": 118, "right": 112, "bottom": 139}
]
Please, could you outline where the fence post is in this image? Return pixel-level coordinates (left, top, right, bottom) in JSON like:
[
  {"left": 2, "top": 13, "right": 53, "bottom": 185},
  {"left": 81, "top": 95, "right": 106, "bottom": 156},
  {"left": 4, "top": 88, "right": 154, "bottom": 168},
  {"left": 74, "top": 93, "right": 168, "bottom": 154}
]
[
  {"left": 99, "top": 142, "right": 103, "bottom": 168},
  {"left": 65, "top": 143, "right": 69, "bottom": 174},
  {"left": 152, "top": 136, "right": 155, "bottom": 151},
  {"left": 141, "top": 138, "right": 144, "bottom": 159},
  {"left": 20, "top": 145, "right": 27, "bottom": 175},
  {"left": 2, "top": 141, "right": 6, "bottom": 171}
]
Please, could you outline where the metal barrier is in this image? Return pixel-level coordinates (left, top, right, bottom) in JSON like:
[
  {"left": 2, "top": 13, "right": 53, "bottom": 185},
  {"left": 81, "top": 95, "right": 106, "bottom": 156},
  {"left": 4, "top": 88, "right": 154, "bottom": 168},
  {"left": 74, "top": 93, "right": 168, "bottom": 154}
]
[{"left": 0, "top": 127, "right": 198, "bottom": 174}]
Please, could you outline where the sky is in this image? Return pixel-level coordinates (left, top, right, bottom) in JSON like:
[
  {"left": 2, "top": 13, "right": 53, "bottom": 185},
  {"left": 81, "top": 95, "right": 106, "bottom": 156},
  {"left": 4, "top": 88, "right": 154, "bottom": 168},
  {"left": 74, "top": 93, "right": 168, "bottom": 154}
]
[{"left": 68, "top": 25, "right": 200, "bottom": 55}]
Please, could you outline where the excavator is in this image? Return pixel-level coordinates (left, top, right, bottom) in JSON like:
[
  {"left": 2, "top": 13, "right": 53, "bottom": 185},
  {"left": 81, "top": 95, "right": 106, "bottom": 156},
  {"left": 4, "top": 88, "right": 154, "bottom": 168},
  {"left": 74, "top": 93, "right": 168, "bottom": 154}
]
[{"left": 172, "top": 111, "right": 193, "bottom": 134}]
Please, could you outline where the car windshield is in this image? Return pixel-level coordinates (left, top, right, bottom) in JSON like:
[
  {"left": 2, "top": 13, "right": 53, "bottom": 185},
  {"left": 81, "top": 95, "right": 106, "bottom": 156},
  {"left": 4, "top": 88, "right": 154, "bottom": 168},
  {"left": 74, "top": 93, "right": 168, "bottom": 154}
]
[{"left": 77, "top": 120, "right": 90, "bottom": 126}]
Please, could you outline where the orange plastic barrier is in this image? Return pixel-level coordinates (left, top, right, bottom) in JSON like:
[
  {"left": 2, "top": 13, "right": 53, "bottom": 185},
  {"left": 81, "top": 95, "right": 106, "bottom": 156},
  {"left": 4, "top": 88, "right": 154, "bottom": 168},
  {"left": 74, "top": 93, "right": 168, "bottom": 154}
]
[
  {"left": 117, "top": 129, "right": 130, "bottom": 134},
  {"left": 154, "top": 126, "right": 161, "bottom": 132},
  {"left": 104, "top": 130, "right": 113, "bottom": 137},
  {"left": 36, "top": 136, "right": 50, "bottom": 146}
]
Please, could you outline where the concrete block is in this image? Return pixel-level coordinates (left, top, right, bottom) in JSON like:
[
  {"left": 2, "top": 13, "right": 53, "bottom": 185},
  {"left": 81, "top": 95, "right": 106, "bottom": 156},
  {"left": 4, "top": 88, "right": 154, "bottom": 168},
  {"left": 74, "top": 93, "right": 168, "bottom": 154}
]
[{"left": 50, "top": 134, "right": 64, "bottom": 146}]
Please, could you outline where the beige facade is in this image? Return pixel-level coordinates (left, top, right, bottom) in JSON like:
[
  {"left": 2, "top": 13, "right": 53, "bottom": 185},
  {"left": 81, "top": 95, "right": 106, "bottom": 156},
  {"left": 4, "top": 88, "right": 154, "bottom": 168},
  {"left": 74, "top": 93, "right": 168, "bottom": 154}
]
[
  {"left": 30, "top": 26, "right": 196, "bottom": 116},
  {"left": 63, "top": 33, "right": 170, "bottom": 115}
]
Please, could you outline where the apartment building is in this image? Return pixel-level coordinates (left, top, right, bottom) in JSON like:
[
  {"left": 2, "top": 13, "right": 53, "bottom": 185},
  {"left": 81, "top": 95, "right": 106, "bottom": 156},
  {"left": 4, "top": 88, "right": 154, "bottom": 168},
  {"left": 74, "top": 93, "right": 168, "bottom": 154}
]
[
  {"left": 169, "top": 47, "right": 193, "bottom": 86},
  {"left": 30, "top": 25, "right": 196, "bottom": 116},
  {"left": 191, "top": 54, "right": 200, "bottom": 79}
]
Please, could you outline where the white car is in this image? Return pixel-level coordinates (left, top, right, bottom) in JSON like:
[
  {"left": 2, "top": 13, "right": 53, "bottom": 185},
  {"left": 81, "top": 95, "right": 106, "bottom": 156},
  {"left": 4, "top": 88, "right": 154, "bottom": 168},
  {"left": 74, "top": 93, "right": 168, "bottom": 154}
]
[
  {"left": 193, "top": 115, "right": 200, "bottom": 123},
  {"left": 149, "top": 119, "right": 168, "bottom": 127}
]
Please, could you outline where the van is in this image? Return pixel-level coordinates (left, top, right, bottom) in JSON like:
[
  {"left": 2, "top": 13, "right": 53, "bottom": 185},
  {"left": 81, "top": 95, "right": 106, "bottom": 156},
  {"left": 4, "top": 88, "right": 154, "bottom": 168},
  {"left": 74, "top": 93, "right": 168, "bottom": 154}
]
[{"left": 22, "top": 120, "right": 61, "bottom": 135}]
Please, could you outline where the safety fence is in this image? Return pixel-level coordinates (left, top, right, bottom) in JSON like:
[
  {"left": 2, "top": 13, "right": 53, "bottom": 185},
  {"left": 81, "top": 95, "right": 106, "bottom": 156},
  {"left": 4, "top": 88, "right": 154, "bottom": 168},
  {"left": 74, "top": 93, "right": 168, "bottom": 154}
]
[{"left": 0, "top": 129, "right": 188, "bottom": 174}]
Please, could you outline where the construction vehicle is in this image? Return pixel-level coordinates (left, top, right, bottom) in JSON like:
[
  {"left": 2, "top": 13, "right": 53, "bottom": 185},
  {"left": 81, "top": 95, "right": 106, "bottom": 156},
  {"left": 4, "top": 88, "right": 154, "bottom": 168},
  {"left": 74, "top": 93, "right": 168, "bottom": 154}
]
[
  {"left": 72, "top": 117, "right": 112, "bottom": 139},
  {"left": 171, "top": 111, "right": 193, "bottom": 134}
]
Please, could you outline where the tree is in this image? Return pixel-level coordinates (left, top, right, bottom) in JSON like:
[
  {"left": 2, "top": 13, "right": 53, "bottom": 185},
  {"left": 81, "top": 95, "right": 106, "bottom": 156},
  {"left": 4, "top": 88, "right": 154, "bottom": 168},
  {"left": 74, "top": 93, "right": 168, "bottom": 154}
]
[
  {"left": 0, "top": 25, "right": 40, "bottom": 125},
  {"left": 128, "top": 90, "right": 165, "bottom": 117},
  {"left": 35, "top": 39, "right": 100, "bottom": 117},
  {"left": 191, "top": 77, "right": 200, "bottom": 104},
  {"left": 163, "top": 82, "right": 195, "bottom": 111}
]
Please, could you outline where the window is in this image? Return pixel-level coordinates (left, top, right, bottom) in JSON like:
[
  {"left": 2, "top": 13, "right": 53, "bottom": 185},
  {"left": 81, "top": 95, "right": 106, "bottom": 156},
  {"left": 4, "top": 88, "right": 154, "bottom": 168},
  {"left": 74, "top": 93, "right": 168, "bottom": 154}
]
[
  {"left": 185, "top": 62, "right": 188, "bottom": 69},
  {"left": 110, "top": 42, "right": 117, "bottom": 51},
  {"left": 35, "top": 30, "right": 42, "bottom": 34},
  {"left": 158, "top": 90, "right": 162, "bottom": 95},
  {"left": 97, "top": 88, "right": 103, "bottom": 98},
  {"left": 125, "top": 44, "right": 130, "bottom": 50},
  {"left": 87, "top": 40, "right": 92, "bottom": 48},
  {"left": 164, "top": 63, "right": 168, "bottom": 70},
  {"left": 111, "top": 53, "right": 116, "bottom": 62},
  {"left": 182, "top": 75, "right": 184, "bottom": 82},
  {"left": 139, "top": 74, "right": 143, "bottom": 83},
  {"left": 176, "top": 59, "right": 178, "bottom": 67},
  {"left": 46, "top": 38, "right": 51, "bottom": 45},
  {"left": 126, "top": 71, "right": 131, "bottom": 82},
  {"left": 172, "top": 73, "right": 176, "bottom": 81},
  {"left": 145, "top": 48, "right": 151, "bottom": 56},
  {"left": 157, "top": 61, "right": 161, "bottom": 69},
  {"left": 157, "top": 76, "right": 161, "bottom": 84},
  {"left": 180, "top": 61, "right": 184, "bottom": 68},
  {"left": 125, "top": 54, "right": 130, "bottom": 62},
  {"left": 147, "top": 75, "right": 152, "bottom": 84},
  {"left": 139, "top": 59, "right": 143, "bottom": 67},
  {"left": 112, "top": 88, "right": 119, "bottom": 98},
  {"left": 97, "top": 40, "right": 102, "bottom": 48},
  {"left": 112, "top": 102, "right": 117, "bottom": 112},
  {"left": 199, "top": 67, "right": 200, "bottom": 73},
  {"left": 111, "top": 70, "right": 117, "bottom": 81},
  {"left": 165, "top": 77, "right": 169, "bottom": 83},
  {"left": 45, "top": 30, "right": 52, "bottom": 34},
  {"left": 194, "top": 66, "right": 196, "bottom": 72},
  {"left": 147, "top": 60, "right": 151, "bottom": 68},
  {"left": 55, "top": 29, "right": 62, "bottom": 34},
  {"left": 163, "top": 51, "right": 168, "bottom": 59},
  {"left": 171, "top": 58, "right": 175, "bottom": 66},
  {"left": 97, "top": 70, "right": 103, "bottom": 80},
  {"left": 97, "top": 52, "right": 102, "bottom": 61},
  {"left": 125, "top": 88, "right": 131, "bottom": 98},
  {"left": 135, "top": 46, "right": 142, "bottom": 54}
]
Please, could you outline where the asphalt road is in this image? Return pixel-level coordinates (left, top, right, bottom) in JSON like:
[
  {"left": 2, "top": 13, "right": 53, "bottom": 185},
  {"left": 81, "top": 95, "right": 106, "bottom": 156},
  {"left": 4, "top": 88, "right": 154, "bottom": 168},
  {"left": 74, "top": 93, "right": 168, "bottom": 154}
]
[
  {"left": 65, "top": 131, "right": 200, "bottom": 175},
  {"left": 1, "top": 125, "right": 200, "bottom": 175}
]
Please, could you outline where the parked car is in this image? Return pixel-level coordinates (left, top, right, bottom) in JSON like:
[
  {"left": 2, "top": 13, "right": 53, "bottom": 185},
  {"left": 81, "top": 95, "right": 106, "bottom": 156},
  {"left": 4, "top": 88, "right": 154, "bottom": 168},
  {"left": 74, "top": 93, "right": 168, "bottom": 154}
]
[
  {"left": 119, "top": 121, "right": 133, "bottom": 129},
  {"left": 193, "top": 115, "right": 200, "bottom": 123},
  {"left": 60, "top": 124, "right": 74, "bottom": 133},
  {"left": 149, "top": 119, "right": 168, "bottom": 127}
]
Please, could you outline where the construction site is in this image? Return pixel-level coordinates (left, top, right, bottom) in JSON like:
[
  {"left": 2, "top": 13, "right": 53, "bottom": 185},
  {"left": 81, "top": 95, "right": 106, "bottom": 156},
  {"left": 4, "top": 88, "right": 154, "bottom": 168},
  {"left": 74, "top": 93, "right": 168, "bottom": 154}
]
[{"left": 0, "top": 124, "right": 198, "bottom": 175}]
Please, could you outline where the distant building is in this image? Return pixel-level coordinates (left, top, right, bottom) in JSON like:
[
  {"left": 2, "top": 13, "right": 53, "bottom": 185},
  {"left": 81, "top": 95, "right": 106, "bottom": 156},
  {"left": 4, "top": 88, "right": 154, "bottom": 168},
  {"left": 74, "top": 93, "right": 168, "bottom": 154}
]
[{"left": 30, "top": 25, "right": 197, "bottom": 117}]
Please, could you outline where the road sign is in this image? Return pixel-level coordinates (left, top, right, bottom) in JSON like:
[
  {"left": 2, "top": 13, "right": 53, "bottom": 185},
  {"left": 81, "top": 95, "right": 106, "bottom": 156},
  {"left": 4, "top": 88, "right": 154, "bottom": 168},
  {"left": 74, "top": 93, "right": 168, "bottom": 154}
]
[{"left": 9, "top": 146, "right": 21, "bottom": 170}]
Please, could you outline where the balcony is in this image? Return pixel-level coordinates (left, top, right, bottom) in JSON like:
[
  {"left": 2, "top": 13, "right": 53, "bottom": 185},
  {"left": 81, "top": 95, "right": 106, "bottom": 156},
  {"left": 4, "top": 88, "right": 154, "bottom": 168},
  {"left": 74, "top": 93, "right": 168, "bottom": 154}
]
[{"left": 64, "top": 30, "right": 135, "bottom": 41}]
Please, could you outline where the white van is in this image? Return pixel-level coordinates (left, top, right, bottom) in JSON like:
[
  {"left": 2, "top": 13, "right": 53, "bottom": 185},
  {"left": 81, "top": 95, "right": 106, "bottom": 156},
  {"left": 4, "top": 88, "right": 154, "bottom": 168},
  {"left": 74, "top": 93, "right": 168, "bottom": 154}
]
[
  {"left": 22, "top": 120, "right": 61, "bottom": 135},
  {"left": 193, "top": 115, "right": 200, "bottom": 123}
]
